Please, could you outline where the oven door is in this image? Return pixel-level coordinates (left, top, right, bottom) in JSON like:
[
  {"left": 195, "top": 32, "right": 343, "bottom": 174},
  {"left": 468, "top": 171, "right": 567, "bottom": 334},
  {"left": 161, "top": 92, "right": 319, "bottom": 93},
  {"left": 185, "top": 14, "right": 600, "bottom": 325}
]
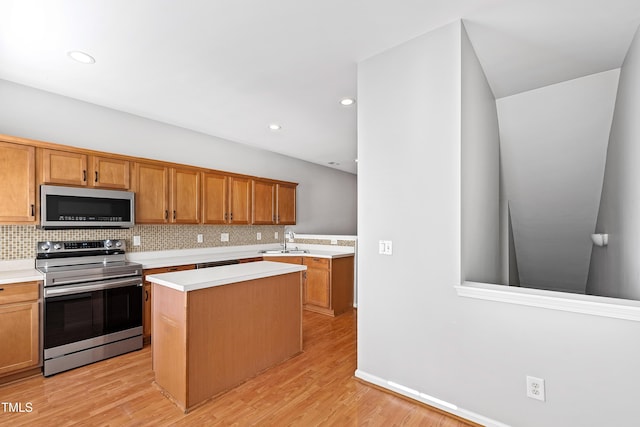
[{"left": 44, "top": 277, "right": 142, "bottom": 351}]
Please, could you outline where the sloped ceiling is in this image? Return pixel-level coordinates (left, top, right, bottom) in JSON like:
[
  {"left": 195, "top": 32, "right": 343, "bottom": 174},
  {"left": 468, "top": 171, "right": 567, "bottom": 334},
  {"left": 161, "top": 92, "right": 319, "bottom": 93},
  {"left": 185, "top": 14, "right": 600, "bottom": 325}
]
[
  {"left": 1, "top": 1, "right": 640, "bottom": 174},
  {"left": 497, "top": 69, "right": 620, "bottom": 292}
]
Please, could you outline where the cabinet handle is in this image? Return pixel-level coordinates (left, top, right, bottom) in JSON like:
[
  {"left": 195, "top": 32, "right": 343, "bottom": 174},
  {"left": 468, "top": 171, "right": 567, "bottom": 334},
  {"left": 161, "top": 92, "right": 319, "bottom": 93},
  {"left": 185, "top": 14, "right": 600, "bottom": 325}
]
[
  {"left": 224, "top": 212, "right": 228, "bottom": 221},
  {"left": 95, "top": 171, "right": 99, "bottom": 182},
  {"left": 145, "top": 290, "right": 149, "bottom": 301},
  {"left": 230, "top": 212, "right": 233, "bottom": 221},
  {"left": 0, "top": 288, "right": 4, "bottom": 291},
  {"left": 168, "top": 268, "right": 178, "bottom": 272},
  {"left": 164, "top": 210, "right": 168, "bottom": 220},
  {"left": 83, "top": 170, "right": 87, "bottom": 182},
  {"left": 173, "top": 210, "right": 176, "bottom": 220},
  {"left": 31, "top": 204, "right": 35, "bottom": 217}
]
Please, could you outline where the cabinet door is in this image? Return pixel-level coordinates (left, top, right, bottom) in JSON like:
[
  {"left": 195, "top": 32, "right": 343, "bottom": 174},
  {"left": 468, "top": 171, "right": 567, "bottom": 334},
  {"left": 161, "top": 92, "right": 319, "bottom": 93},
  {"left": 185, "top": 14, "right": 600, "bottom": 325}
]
[
  {"left": 0, "top": 301, "right": 39, "bottom": 375},
  {"left": 229, "top": 176, "right": 252, "bottom": 224},
  {"left": 202, "top": 172, "right": 228, "bottom": 224},
  {"left": 171, "top": 168, "right": 200, "bottom": 224},
  {"left": 91, "top": 156, "right": 130, "bottom": 189},
  {"left": 133, "top": 162, "right": 169, "bottom": 224},
  {"left": 304, "top": 267, "right": 330, "bottom": 308},
  {"left": 252, "top": 180, "right": 275, "bottom": 224},
  {"left": 276, "top": 183, "right": 296, "bottom": 225},
  {"left": 0, "top": 142, "right": 36, "bottom": 223},
  {"left": 41, "top": 148, "right": 88, "bottom": 186},
  {"left": 143, "top": 283, "right": 152, "bottom": 342}
]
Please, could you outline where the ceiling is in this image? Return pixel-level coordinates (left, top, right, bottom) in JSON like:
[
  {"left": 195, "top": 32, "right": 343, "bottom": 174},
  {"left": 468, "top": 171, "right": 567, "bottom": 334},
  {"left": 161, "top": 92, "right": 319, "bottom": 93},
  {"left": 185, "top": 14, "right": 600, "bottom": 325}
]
[{"left": 1, "top": 1, "right": 640, "bottom": 175}]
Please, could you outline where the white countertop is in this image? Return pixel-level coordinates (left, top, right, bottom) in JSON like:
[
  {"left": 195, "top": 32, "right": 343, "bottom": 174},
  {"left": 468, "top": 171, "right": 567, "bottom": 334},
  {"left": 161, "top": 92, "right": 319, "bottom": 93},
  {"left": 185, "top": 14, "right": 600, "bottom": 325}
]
[
  {"left": 146, "top": 261, "right": 307, "bottom": 292},
  {"left": 128, "top": 244, "right": 354, "bottom": 269},
  {"left": 0, "top": 259, "right": 43, "bottom": 285}
]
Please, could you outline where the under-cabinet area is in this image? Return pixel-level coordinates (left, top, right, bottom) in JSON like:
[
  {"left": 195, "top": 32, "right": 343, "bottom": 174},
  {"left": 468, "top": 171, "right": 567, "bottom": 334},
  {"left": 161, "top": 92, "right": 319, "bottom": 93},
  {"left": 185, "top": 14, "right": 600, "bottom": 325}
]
[{"left": 0, "top": 134, "right": 297, "bottom": 227}]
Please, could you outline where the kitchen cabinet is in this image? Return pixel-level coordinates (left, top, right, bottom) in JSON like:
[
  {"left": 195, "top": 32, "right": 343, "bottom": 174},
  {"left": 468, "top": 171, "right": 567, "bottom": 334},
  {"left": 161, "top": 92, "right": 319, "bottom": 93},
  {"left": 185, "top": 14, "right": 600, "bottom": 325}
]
[
  {"left": 276, "top": 183, "right": 297, "bottom": 225},
  {"left": 143, "top": 264, "right": 195, "bottom": 343},
  {"left": 133, "top": 162, "right": 200, "bottom": 224},
  {"left": 252, "top": 180, "right": 275, "bottom": 224},
  {"left": 0, "top": 281, "right": 41, "bottom": 380},
  {"left": 238, "top": 257, "right": 264, "bottom": 263},
  {"left": 267, "top": 255, "right": 354, "bottom": 316},
  {"left": 0, "top": 141, "right": 36, "bottom": 223},
  {"left": 202, "top": 173, "right": 251, "bottom": 224},
  {"left": 252, "top": 180, "right": 297, "bottom": 225},
  {"left": 228, "top": 176, "right": 252, "bottom": 224},
  {"left": 40, "top": 148, "right": 130, "bottom": 189}
]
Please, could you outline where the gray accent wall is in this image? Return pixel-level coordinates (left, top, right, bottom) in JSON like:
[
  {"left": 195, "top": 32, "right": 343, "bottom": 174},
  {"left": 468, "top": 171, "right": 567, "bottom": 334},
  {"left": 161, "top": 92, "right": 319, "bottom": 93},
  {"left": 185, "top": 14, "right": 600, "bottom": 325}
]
[
  {"left": 357, "top": 20, "right": 640, "bottom": 426},
  {"left": 587, "top": 26, "right": 640, "bottom": 299},
  {"left": 0, "top": 79, "right": 357, "bottom": 235}
]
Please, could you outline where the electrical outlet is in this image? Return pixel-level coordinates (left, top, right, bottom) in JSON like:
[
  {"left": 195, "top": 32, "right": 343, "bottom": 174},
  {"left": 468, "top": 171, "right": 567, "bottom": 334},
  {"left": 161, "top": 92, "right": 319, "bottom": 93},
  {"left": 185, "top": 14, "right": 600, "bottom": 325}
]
[
  {"left": 220, "top": 233, "right": 229, "bottom": 242},
  {"left": 526, "top": 376, "right": 545, "bottom": 401},
  {"left": 275, "top": 231, "right": 279, "bottom": 240},
  {"left": 331, "top": 238, "right": 338, "bottom": 245},
  {"left": 133, "top": 236, "right": 141, "bottom": 246},
  {"left": 257, "top": 232, "right": 262, "bottom": 241},
  {"left": 197, "top": 234, "right": 203, "bottom": 243}
]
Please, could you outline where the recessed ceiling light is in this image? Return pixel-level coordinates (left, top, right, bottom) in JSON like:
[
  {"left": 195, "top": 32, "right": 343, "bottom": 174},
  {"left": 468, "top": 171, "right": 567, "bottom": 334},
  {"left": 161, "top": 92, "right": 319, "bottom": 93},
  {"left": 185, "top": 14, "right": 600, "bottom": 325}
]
[
  {"left": 269, "top": 123, "right": 281, "bottom": 131},
  {"left": 68, "top": 50, "right": 95, "bottom": 64},
  {"left": 340, "top": 98, "right": 355, "bottom": 106}
]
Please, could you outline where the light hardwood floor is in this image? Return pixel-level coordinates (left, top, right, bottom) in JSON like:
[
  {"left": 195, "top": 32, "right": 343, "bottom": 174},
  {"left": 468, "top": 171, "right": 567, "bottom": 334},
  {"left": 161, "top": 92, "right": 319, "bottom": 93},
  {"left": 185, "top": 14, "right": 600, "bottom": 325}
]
[{"left": 0, "top": 310, "right": 476, "bottom": 426}]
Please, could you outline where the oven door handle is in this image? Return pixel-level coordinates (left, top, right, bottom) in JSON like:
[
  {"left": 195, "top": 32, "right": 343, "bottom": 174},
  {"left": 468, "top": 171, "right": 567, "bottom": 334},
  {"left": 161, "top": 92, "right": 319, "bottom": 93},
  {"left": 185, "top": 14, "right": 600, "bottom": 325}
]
[{"left": 44, "top": 278, "right": 142, "bottom": 297}]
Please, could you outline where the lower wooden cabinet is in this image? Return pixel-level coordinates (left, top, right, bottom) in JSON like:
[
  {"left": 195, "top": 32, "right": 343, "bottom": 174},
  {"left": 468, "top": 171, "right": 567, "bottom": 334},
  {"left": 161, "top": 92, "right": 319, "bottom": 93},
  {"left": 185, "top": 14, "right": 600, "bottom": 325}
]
[
  {"left": 0, "top": 281, "right": 41, "bottom": 381},
  {"left": 143, "top": 265, "right": 195, "bottom": 343},
  {"left": 267, "top": 255, "right": 354, "bottom": 316}
]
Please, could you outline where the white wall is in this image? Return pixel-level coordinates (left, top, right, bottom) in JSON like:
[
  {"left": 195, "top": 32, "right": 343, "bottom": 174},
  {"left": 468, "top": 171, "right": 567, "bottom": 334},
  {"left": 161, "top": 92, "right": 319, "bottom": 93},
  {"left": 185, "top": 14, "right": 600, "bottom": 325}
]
[
  {"left": 357, "top": 20, "right": 640, "bottom": 427},
  {"left": 0, "top": 79, "right": 357, "bottom": 234},
  {"left": 587, "top": 27, "right": 640, "bottom": 299},
  {"left": 461, "top": 24, "right": 501, "bottom": 284},
  {"left": 496, "top": 70, "right": 619, "bottom": 293}
]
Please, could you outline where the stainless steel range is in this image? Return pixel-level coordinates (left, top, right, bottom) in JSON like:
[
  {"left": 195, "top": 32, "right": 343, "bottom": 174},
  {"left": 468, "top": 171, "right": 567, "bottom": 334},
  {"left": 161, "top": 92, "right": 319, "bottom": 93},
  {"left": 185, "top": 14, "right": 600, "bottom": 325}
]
[{"left": 36, "top": 239, "right": 143, "bottom": 376}]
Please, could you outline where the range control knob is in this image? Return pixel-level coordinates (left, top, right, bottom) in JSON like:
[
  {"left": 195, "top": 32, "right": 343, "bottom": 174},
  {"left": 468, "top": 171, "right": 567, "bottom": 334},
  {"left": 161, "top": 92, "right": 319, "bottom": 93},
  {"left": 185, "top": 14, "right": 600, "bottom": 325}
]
[
  {"left": 53, "top": 243, "right": 62, "bottom": 250},
  {"left": 40, "top": 243, "right": 50, "bottom": 251},
  {"left": 104, "top": 240, "right": 113, "bottom": 248},
  {"left": 115, "top": 241, "right": 122, "bottom": 248}
]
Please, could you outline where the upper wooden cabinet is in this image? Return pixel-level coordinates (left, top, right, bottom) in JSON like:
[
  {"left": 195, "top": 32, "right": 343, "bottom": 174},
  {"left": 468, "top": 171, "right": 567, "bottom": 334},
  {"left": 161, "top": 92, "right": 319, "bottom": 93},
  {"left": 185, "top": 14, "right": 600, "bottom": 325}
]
[
  {"left": 0, "top": 141, "right": 36, "bottom": 223},
  {"left": 90, "top": 156, "right": 130, "bottom": 189},
  {"left": 252, "top": 180, "right": 297, "bottom": 225},
  {"left": 171, "top": 167, "right": 200, "bottom": 224},
  {"left": 252, "top": 180, "right": 275, "bottom": 224},
  {"left": 39, "top": 148, "right": 130, "bottom": 189},
  {"left": 202, "top": 172, "right": 228, "bottom": 224},
  {"left": 228, "top": 176, "right": 252, "bottom": 225},
  {"left": 276, "top": 183, "right": 297, "bottom": 225},
  {"left": 132, "top": 162, "right": 170, "bottom": 224},
  {"left": 132, "top": 162, "right": 200, "bottom": 224}
]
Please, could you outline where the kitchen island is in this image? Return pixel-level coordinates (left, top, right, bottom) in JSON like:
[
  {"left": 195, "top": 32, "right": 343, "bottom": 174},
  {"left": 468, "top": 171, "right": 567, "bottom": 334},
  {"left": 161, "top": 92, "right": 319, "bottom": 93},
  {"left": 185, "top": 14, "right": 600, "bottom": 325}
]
[{"left": 146, "top": 261, "right": 306, "bottom": 412}]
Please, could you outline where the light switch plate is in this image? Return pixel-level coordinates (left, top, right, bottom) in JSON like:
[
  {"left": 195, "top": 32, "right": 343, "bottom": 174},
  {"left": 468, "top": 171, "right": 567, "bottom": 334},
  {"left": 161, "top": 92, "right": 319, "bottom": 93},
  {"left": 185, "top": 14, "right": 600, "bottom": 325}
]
[
  {"left": 379, "top": 240, "right": 392, "bottom": 255},
  {"left": 257, "top": 232, "right": 262, "bottom": 241},
  {"left": 331, "top": 238, "right": 338, "bottom": 245},
  {"left": 133, "top": 236, "right": 141, "bottom": 246},
  {"left": 275, "top": 231, "right": 279, "bottom": 240},
  {"left": 221, "top": 233, "right": 230, "bottom": 242},
  {"left": 197, "top": 234, "right": 203, "bottom": 243}
]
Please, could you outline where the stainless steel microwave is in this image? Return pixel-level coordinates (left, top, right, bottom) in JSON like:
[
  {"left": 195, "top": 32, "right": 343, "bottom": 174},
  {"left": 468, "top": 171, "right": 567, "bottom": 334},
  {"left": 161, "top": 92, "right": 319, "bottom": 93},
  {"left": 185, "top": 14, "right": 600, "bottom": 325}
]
[{"left": 40, "top": 185, "right": 135, "bottom": 229}]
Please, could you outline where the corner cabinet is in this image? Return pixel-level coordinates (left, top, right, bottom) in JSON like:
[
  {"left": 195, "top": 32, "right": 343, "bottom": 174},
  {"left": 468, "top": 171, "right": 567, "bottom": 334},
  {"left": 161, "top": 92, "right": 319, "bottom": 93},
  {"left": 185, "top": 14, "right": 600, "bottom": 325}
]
[
  {"left": 0, "top": 281, "right": 41, "bottom": 382},
  {"left": 143, "top": 264, "right": 196, "bottom": 344},
  {"left": 0, "top": 141, "right": 36, "bottom": 223}
]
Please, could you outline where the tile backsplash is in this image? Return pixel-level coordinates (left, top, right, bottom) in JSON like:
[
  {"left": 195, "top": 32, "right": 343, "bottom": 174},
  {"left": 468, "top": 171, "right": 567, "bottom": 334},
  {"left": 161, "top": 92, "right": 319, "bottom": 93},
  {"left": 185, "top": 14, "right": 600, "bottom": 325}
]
[{"left": 0, "top": 224, "right": 285, "bottom": 260}]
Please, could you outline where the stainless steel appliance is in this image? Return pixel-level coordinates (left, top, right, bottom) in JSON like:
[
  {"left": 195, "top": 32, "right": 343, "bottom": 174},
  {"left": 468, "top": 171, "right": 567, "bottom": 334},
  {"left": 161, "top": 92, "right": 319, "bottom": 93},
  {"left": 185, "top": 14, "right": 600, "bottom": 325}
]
[
  {"left": 36, "top": 239, "right": 143, "bottom": 376},
  {"left": 40, "top": 185, "right": 135, "bottom": 229}
]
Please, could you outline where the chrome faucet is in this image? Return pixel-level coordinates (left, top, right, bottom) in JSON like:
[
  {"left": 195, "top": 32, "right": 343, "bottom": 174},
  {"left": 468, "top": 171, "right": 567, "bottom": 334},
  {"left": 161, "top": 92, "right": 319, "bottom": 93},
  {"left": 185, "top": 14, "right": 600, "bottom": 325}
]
[{"left": 283, "top": 229, "right": 295, "bottom": 251}]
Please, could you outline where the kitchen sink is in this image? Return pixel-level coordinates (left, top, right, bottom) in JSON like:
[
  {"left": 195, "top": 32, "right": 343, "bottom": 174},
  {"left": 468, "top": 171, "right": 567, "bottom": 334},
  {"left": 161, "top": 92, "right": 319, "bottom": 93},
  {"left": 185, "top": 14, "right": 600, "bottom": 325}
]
[{"left": 260, "top": 249, "right": 309, "bottom": 254}]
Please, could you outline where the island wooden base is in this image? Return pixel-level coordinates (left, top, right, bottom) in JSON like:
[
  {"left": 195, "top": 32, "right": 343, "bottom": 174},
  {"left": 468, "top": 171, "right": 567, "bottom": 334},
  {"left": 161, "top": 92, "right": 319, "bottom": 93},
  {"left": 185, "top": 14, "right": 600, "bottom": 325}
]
[{"left": 152, "top": 272, "right": 303, "bottom": 412}]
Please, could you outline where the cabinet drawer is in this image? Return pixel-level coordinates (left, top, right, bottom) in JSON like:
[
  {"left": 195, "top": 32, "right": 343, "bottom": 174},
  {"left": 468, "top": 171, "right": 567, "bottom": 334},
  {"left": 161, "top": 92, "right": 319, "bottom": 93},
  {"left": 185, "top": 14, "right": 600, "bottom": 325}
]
[
  {"left": 0, "top": 282, "right": 39, "bottom": 305},
  {"left": 303, "top": 257, "right": 330, "bottom": 269}
]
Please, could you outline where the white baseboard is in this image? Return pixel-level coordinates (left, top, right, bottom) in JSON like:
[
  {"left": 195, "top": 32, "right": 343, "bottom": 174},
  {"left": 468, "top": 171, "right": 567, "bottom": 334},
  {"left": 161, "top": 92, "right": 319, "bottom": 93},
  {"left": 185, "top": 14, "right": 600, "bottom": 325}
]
[{"left": 354, "top": 369, "right": 510, "bottom": 427}]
